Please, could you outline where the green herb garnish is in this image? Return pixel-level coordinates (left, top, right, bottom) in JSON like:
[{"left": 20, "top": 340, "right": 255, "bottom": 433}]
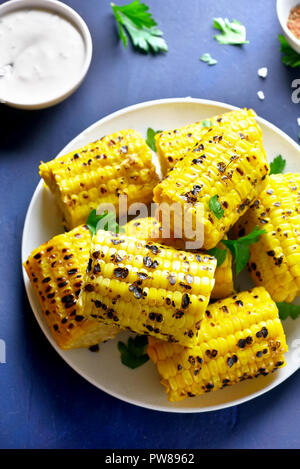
[
  {"left": 206, "top": 246, "right": 227, "bottom": 267},
  {"left": 118, "top": 335, "right": 149, "bottom": 369},
  {"left": 278, "top": 34, "right": 300, "bottom": 68},
  {"left": 209, "top": 195, "right": 224, "bottom": 219},
  {"left": 200, "top": 53, "right": 218, "bottom": 65},
  {"left": 111, "top": 0, "right": 168, "bottom": 54},
  {"left": 86, "top": 209, "right": 124, "bottom": 236},
  {"left": 277, "top": 302, "right": 300, "bottom": 320},
  {"left": 269, "top": 154, "right": 286, "bottom": 175},
  {"left": 146, "top": 127, "right": 162, "bottom": 151},
  {"left": 213, "top": 18, "right": 249, "bottom": 45},
  {"left": 222, "top": 226, "right": 266, "bottom": 275},
  {"left": 202, "top": 119, "right": 213, "bottom": 128}
]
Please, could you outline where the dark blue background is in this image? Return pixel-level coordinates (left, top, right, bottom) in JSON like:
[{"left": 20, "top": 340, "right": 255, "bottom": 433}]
[{"left": 0, "top": 0, "right": 299, "bottom": 449}]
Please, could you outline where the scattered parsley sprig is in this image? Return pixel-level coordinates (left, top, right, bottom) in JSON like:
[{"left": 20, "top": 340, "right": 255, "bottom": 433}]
[
  {"left": 202, "top": 119, "right": 213, "bottom": 128},
  {"left": 111, "top": 1, "right": 168, "bottom": 54},
  {"left": 146, "top": 127, "right": 162, "bottom": 151},
  {"left": 206, "top": 246, "right": 227, "bottom": 267},
  {"left": 209, "top": 195, "right": 224, "bottom": 219},
  {"left": 213, "top": 18, "right": 249, "bottom": 45},
  {"left": 86, "top": 209, "right": 124, "bottom": 236},
  {"left": 278, "top": 34, "right": 300, "bottom": 68},
  {"left": 208, "top": 226, "right": 266, "bottom": 274},
  {"left": 269, "top": 154, "right": 286, "bottom": 175},
  {"left": 200, "top": 53, "right": 218, "bottom": 66},
  {"left": 118, "top": 335, "right": 149, "bottom": 369},
  {"left": 277, "top": 302, "right": 300, "bottom": 320},
  {"left": 222, "top": 227, "right": 266, "bottom": 275}
]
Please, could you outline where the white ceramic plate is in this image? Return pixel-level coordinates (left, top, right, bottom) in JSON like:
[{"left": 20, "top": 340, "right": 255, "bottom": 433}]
[{"left": 22, "top": 98, "right": 300, "bottom": 412}]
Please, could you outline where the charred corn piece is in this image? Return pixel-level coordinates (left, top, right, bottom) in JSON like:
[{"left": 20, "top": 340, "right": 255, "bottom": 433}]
[
  {"left": 80, "top": 229, "right": 217, "bottom": 347},
  {"left": 24, "top": 225, "right": 120, "bottom": 350},
  {"left": 156, "top": 109, "right": 263, "bottom": 175},
  {"left": 148, "top": 287, "right": 287, "bottom": 402},
  {"left": 125, "top": 217, "right": 234, "bottom": 299},
  {"left": 39, "top": 129, "right": 159, "bottom": 230},
  {"left": 154, "top": 125, "right": 269, "bottom": 250},
  {"left": 234, "top": 173, "right": 300, "bottom": 302}
]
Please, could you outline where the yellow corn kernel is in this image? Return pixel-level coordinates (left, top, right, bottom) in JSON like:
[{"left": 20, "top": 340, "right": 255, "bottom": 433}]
[
  {"left": 39, "top": 129, "right": 159, "bottom": 230},
  {"left": 148, "top": 287, "right": 287, "bottom": 402},
  {"left": 234, "top": 173, "right": 300, "bottom": 302},
  {"left": 24, "top": 225, "right": 120, "bottom": 349},
  {"left": 125, "top": 217, "right": 234, "bottom": 299},
  {"left": 79, "top": 229, "right": 217, "bottom": 347},
  {"left": 154, "top": 123, "right": 269, "bottom": 250},
  {"left": 155, "top": 109, "right": 263, "bottom": 175}
]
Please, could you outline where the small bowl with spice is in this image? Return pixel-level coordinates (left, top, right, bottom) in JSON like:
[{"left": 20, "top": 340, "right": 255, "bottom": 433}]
[
  {"left": 0, "top": 0, "right": 92, "bottom": 110},
  {"left": 277, "top": 0, "right": 300, "bottom": 54}
]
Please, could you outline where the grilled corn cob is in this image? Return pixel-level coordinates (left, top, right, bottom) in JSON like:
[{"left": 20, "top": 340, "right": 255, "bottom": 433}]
[
  {"left": 234, "top": 173, "right": 300, "bottom": 302},
  {"left": 80, "top": 229, "right": 217, "bottom": 347},
  {"left": 154, "top": 125, "right": 269, "bottom": 250},
  {"left": 125, "top": 217, "right": 234, "bottom": 299},
  {"left": 148, "top": 287, "right": 287, "bottom": 402},
  {"left": 24, "top": 225, "right": 120, "bottom": 350},
  {"left": 156, "top": 109, "right": 263, "bottom": 175},
  {"left": 39, "top": 129, "right": 159, "bottom": 230}
]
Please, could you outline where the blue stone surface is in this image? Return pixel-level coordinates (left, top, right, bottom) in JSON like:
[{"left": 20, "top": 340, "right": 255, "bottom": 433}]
[{"left": 0, "top": 0, "right": 299, "bottom": 449}]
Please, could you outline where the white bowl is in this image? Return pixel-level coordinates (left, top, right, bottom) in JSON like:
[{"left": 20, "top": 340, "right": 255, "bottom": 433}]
[
  {"left": 0, "top": 0, "right": 92, "bottom": 110},
  {"left": 277, "top": 0, "right": 300, "bottom": 55}
]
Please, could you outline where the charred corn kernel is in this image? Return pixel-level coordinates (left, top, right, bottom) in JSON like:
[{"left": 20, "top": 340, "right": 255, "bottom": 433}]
[
  {"left": 234, "top": 173, "right": 300, "bottom": 302},
  {"left": 154, "top": 124, "right": 269, "bottom": 250},
  {"left": 23, "top": 225, "right": 120, "bottom": 350},
  {"left": 148, "top": 287, "right": 287, "bottom": 402},
  {"left": 39, "top": 129, "right": 159, "bottom": 230},
  {"left": 155, "top": 109, "right": 263, "bottom": 175},
  {"left": 125, "top": 217, "right": 234, "bottom": 299},
  {"left": 80, "top": 229, "right": 217, "bottom": 347}
]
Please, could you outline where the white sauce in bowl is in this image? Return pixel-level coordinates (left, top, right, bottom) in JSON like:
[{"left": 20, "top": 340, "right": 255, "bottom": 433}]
[{"left": 0, "top": 8, "right": 86, "bottom": 105}]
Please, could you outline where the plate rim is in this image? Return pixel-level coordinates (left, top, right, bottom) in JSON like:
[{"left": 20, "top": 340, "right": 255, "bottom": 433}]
[{"left": 21, "top": 97, "right": 300, "bottom": 413}]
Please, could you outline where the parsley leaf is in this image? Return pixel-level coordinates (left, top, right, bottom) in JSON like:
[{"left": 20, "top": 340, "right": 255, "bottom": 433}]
[
  {"left": 118, "top": 335, "right": 149, "bottom": 369},
  {"left": 269, "top": 154, "right": 286, "bottom": 175},
  {"left": 222, "top": 226, "right": 266, "bottom": 275},
  {"left": 200, "top": 53, "right": 218, "bottom": 66},
  {"left": 111, "top": 1, "right": 168, "bottom": 54},
  {"left": 202, "top": 119, "right": 213, "bottom": 128},
  {"left": 277, "top": 302, "right": 300, "bottom": 320},
  {"left": 209, "top": 195, "right": 224, "bottom": 219},
  {"left": 86, "top": 209, "right": 124, "bottom": 236},
  {"left": 213, "top": 18, "right": 249, "bottom": 45},
  {"left": 278, "top": 34, "right": 300, "bottom": 68},
  {"left": 206, "top": 246, "right": 227, "bottom": 267},
  {"left": 146, "top": 127, "right": 162, "bottom": 152}
]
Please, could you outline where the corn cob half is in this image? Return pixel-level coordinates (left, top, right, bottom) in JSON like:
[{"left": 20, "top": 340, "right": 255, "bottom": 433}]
[
  {"left": 234, "top": 173, "right": 300, "bottom": 302},
  {"left": 39, "top": 129, "right": 159, "bottom": 230},
  {"left": 125, "top": 217, "right": 234, "bottom": 299},
  {"left": 154, "top": 124, "right": 269, "bottom": 250},
  {"left": 80, "top": 229, "right": 217, "bottom": 347},
  {"left": 148, "top": 287, "right": 287, "bottom": 402},
  {"left": 24, "top": 225, "right": 120, "bottom": 350},
  {"left": 156, "top": 109, "right": 263, "bottom": 175}
]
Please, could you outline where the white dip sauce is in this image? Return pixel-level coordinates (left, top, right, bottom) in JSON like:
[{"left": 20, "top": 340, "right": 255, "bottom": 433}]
[{"left": 0, "top": 8, "right": 86, "bottom": 104}]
